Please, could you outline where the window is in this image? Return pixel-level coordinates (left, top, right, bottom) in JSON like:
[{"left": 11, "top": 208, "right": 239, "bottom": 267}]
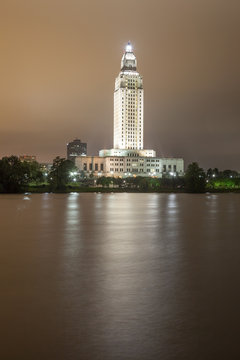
[
  {"left": 83, "top": 163, "right": 87, "bottom": 171},
  {"left": 101, "top": 164, "right": 104, "bottom": 171},
  {"left": 89, "top": 163, "right": 93, "bottom": 171},
  {"left": 95, "top": 163, "right": 98, "bottom": 171},
  {"left": 174, "top": 165, "right": 177, "bottom": 172}
]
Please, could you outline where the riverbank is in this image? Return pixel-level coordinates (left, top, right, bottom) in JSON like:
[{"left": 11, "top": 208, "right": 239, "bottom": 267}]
[{"left": 12, "top": 184, "right": 240, "bottom": 194}]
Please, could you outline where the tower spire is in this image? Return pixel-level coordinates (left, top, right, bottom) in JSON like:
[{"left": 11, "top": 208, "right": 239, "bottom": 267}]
[
  {"left": 126, "top": 41, "right": 133, "bottom": 53},
  {"left": 121, "top": 41, "right": 137, "bottom": 71}
]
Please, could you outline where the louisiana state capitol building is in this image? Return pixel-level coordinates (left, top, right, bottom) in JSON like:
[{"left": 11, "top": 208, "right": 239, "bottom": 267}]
[
  {"left": 76, "top": 42, "right": 184, "bottom": 177},
  {"left": 114, "top": 42, "right": 143, "bottom": 150}
]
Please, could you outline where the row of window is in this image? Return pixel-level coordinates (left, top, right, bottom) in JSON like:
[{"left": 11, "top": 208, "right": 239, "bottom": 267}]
[
  {"left": 108, "top": 168, "right": 163, "bottom": 173},
  {"left": 163, "top": 165, "right": 177, "bottom": 171},
  {"left": 146, "top": 169, "right": 160, "bottom": 173},
  {"left": 110, "top": 168, "right": 124, "bottom": 172},
  {"left": 108, "top": 163, "right": 176, "bottom": 171},
  {"left": 83, "top": 163, "right": 104, "bottom": 171}
]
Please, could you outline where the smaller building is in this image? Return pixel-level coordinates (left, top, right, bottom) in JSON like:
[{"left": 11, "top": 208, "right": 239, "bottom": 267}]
[
  {"left": 75, "top": 155, "right": 184, "bottom": 178},
  {"left": 19, "top": 155, "right": 36, "bottom": 162},
  {"left": 67, "top": 139, "right": 87, "bottom": 162}
]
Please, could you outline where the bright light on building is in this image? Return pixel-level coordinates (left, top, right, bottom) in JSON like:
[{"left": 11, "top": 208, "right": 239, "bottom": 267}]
[{"left": 126, "top": 41, "right": 132, "bottom": 52}]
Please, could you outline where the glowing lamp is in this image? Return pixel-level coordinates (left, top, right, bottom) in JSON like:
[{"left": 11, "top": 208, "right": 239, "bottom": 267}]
[{"left": 126, "top": 42, "right": 132, "bottom": 52}]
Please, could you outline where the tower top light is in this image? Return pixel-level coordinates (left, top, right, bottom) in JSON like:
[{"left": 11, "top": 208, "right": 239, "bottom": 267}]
[{"left": 126, "top": 41, "right": 132, "bottom": 52}]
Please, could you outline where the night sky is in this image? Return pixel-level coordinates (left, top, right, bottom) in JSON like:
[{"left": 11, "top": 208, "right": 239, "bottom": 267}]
[{"left": 1, "top": 0, "right": 239, "bottom": 169}]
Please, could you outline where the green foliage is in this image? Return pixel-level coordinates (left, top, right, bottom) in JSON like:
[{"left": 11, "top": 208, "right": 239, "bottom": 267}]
[
  {"left": 27, "top": 161, "right": 44, "bottom": 183},
  {"left": 96, "top": 176, "right": 115, "bottom": 187},
  {"left": 160, "top": 176, "right": 185, "bottom": 190},
  {"left": 207, "top": 178, "right": 240, "bottom": 190},
  {"left": 185, "top": 162, "right": 206, "bottom": 193},
  {"left": 48, "top": 157, "right": 78, "bottom": 190},
  {"left": 0, "top": 156, "right": 43, "bottom": 193},
  {"left": 137, "top": 177, "right": 160, "bottom": 191},
  {"left": 97, "top": 175, "right": 185, "bottom": 191}
]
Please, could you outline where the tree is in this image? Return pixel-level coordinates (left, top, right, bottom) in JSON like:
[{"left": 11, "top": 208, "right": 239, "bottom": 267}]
[
  {"left": 138, "top": 177, "right": 150, "bottom": 191},
  {"left": 27, "top": 161, "right": 44, "bottom": 183},
  {"left": 185, "top": 162, "right": 206, "bottom": 193},
  {"left": 222, "top": 169, "right": 238, "bottom": 179},
  {"left": 48, "top": 157, "right": 78, "bottom": 190},
  {"left": 0, "top": 156, "right": 43, "bottom": 193},
  {"left": 206, "top": 168, "right": 213, "bottom": 178},
  {"left": 96, "top": 176, "right": 113, "bottom": 187}
]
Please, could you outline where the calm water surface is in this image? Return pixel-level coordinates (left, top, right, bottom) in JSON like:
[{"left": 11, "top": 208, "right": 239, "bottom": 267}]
[{"left": 1, "top": 193, "right": 240, "bottom": 359}]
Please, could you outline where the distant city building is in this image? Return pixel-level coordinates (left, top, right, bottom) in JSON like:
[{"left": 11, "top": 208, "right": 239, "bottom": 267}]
[
  {"left": 67, "top": 139, "right": 87, "bottom": 162},
  {"left": 75, "top": 42, "right": 184, "bottom": 178},
  {"left": 19, "top": 155, "right": 36, "bottom": 162}
]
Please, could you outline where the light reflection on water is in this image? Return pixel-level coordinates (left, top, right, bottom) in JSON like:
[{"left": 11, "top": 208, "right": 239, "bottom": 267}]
[{"left": 1, "top": 193, "right": 240, "bottom": 359}]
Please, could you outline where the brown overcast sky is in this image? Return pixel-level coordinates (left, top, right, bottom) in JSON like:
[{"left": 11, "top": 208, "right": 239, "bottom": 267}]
[{"left": 0, "top": 0, "right": 239, "bottom": 169}]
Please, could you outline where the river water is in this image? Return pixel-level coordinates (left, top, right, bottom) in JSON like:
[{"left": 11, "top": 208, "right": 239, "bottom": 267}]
[{"left": 1, "top": 193, "right": 240, "bottom": 359}]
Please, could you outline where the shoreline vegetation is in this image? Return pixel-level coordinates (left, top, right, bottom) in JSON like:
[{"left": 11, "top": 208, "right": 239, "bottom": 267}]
[
  {"left": 26, "top": 186, "right": 240, "bottom": 194},
  {"left": 0, "top": 156, "right": 240, "bottom": 194}
]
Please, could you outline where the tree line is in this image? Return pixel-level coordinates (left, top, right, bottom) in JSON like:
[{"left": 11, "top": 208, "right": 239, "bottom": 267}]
[
  {"left": 0, "top": 156, "right": 239, "bottom": 193},
  {"left": 0, "top": 156, "right": 76, "bottom": 193}
]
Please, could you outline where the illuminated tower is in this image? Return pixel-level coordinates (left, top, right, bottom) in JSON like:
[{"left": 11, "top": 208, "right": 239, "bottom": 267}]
[{"left": 114, "top": 42, "right": 144, "bottom": 150}]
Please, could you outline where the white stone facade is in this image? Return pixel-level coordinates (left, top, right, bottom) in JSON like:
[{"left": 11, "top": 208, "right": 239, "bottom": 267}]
[
  {"left": 114, "top": 43, "right": 144, "bottom": 150},
  {"left": 75, "top": 156, "right": 184, "bottom": 178},
  {"left": 99, "top": 148, "right": 156, "bottom": 158}
]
